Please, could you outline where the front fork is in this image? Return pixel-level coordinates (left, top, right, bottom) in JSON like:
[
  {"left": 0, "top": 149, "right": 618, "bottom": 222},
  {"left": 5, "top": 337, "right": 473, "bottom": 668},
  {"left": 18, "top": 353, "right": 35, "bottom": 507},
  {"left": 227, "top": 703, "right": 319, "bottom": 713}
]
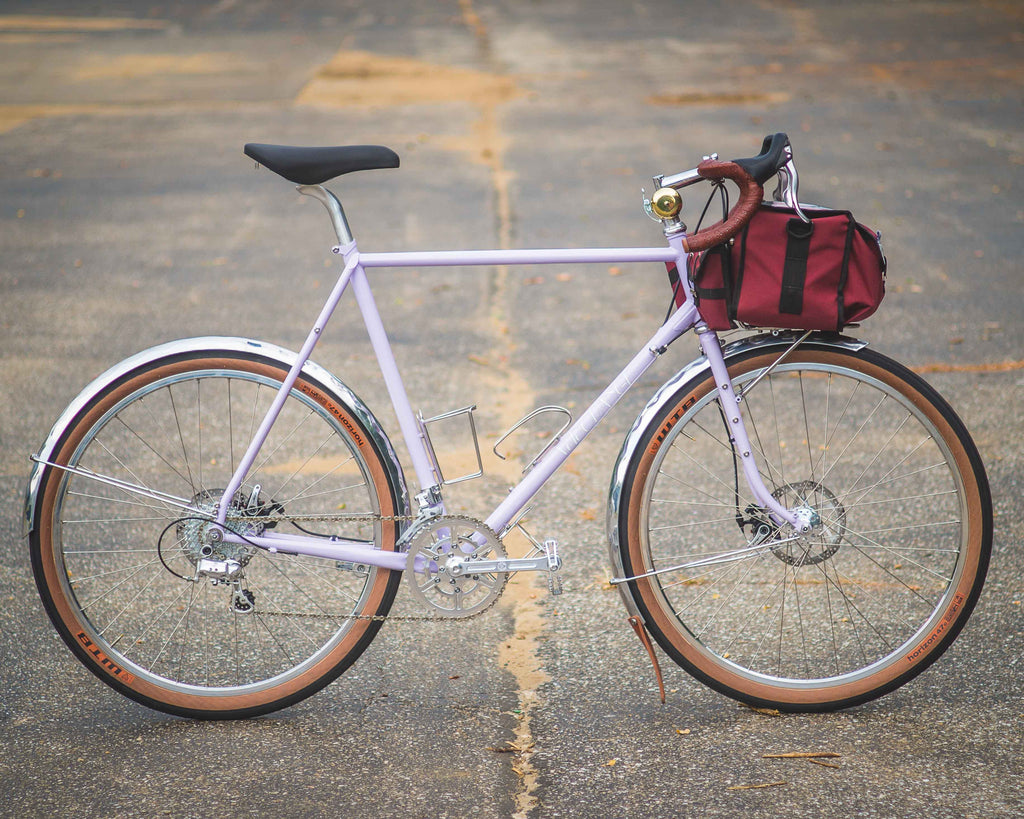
[{"left": 698, "top": 328, "right": 803, "bottom": 532}]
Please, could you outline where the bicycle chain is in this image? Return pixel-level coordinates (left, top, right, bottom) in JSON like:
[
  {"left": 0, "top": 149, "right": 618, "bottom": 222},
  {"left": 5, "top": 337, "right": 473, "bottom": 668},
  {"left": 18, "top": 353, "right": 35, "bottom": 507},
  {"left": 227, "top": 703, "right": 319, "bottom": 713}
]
[
  {"left": 237, "top": 511, "right": 418, "bottom": 524},
  {"left": 223, "top": 511, "right": 506, "bottom": 624}
]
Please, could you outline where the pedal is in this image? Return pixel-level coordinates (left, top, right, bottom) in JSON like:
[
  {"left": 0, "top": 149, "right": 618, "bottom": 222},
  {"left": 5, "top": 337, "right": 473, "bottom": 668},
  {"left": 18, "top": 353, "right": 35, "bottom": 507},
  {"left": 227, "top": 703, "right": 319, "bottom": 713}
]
[{"left": 544, "top": 539, "right": 563, "bottom": 596}]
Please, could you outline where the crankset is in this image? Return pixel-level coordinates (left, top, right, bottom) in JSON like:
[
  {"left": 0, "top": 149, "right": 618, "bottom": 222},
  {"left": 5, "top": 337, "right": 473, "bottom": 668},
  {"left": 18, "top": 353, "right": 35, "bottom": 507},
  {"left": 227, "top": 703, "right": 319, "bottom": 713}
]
[{"left": 405, "top": 516, "right": 509, "bottom": 618}]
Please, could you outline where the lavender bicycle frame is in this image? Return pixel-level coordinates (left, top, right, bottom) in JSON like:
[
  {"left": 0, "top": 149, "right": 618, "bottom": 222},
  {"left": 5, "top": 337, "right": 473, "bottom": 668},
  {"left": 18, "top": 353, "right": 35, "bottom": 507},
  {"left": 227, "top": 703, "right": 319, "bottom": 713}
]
[{"left": 214, "top": 201, "right": 800, "bottom": 570}]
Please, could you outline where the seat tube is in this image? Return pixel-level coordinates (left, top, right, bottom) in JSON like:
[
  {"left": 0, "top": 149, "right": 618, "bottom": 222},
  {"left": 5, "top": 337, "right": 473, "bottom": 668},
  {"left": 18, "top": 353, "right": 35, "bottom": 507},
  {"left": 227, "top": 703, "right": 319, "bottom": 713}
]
[
  {"left": 346, "top": 255, "right": 442, "bottom": 505},
  {"left": 698, "top": 329, "right": 799, "bottom": 528}
]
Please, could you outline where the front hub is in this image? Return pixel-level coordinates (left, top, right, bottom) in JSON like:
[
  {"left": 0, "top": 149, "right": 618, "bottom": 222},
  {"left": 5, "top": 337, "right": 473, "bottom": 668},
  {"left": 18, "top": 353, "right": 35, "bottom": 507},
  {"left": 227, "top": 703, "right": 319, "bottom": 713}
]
[{"left": 770, "top": 480, "right": 846, "bottom": 567}]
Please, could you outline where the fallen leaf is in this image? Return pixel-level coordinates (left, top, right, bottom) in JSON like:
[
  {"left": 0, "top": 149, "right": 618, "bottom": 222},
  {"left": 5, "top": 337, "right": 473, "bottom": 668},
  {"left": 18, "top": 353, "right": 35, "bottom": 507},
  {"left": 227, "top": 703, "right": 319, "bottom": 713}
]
[
  {"left": 605, "top": 758, "right": 618, "bottom": 767},
  {"left": 728, "top": 781, "right": 787, "bottom": 791},
  {"left": 808, "top": 758, "right": 841, "bottom": 769},
  {"left": 508, "top": 738, "right": 534, "bottom": 753},
  {"left": 763, "top": 752, "right": 841, "bottom": 759},
  {"left": 745, "top": 706, "right": 781, "bottom": 716}
]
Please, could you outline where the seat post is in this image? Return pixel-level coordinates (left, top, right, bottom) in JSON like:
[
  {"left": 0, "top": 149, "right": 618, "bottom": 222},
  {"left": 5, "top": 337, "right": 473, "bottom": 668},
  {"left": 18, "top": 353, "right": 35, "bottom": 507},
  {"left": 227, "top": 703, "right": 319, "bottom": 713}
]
[{"left": 297, "top": 184, "right": 354, "bottom": 245}]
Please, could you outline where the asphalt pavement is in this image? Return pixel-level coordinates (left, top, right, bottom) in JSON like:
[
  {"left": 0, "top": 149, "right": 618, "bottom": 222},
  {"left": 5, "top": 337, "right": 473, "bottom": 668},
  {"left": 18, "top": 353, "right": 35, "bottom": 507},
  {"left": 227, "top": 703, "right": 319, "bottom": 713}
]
[{"left": 0, "top": 2, "right": 1021, "bottom": 817}]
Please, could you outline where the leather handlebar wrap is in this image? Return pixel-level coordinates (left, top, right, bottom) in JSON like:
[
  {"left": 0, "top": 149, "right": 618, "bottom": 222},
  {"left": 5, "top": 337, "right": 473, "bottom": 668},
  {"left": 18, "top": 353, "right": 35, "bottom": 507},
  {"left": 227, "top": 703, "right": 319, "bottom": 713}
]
[{"left": 681, "top": 160, "right": 764, "bottom": 254}]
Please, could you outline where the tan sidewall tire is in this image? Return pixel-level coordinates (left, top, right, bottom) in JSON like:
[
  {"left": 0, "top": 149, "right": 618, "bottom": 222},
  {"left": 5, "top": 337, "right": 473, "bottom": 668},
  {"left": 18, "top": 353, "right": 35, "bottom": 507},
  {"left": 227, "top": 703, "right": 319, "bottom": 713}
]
[
  {"left": 622, "top": 347, "right": 990, "bottom": 710},
  {"left": 32, "top": 355, "right": 401, "bottom": 718}
]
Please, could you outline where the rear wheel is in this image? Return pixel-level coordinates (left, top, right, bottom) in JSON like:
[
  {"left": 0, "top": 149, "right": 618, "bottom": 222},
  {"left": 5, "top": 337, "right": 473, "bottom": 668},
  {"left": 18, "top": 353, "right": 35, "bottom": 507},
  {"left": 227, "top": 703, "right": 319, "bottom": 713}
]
[
  {"left": 30, "top": 350, "right": 404, "bottom": 719},
  {"left": 618, "top": 344, "right": 991, "bottom": 710}
]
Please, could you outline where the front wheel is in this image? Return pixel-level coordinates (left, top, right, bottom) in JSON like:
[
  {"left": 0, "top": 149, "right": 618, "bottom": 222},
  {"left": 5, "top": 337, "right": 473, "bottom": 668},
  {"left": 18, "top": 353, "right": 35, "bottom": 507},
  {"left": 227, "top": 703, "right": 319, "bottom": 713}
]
[
  {"left": 616, "top": 343, "right": 991, "bottom": 711},
  {"left": 29, "top": 348, "right": 405, "bottom": 719}
]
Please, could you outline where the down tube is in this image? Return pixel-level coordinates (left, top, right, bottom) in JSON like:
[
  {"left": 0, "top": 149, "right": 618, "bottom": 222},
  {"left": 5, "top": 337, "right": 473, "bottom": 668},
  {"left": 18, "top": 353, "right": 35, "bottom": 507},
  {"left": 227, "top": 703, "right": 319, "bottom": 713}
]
[{"left": 485, "top": 301, "right": 701, "bottom": 536}]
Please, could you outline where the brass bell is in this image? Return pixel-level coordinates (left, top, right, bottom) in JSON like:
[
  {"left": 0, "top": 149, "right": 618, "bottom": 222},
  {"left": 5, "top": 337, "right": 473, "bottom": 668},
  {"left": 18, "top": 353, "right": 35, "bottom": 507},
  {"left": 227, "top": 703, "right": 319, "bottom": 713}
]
[{"left": 650, "top": 187, "right": 682, "bottom": 219}]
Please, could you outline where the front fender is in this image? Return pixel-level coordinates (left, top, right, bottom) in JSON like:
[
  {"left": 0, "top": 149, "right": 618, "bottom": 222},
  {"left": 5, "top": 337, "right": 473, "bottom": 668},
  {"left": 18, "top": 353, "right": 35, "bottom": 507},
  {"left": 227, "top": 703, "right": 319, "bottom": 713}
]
[
  {"left": 24, "top": 336, "right": 409, "bottom": 536},
  {"left": 605, "top": 331, "right": 867, "bottom": 619}
]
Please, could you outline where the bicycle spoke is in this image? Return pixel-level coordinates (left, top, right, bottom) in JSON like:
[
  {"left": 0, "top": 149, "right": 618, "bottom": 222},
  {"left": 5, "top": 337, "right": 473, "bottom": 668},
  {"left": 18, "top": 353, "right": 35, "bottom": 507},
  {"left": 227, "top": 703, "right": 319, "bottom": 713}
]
[
  {"left": 37, "top": 356, "right": 399, "bottom": 713},
  {"left": 167, "top": 386, "right": 197, "bottom": 495},
  {"left": 627, "top": 347, "right": 986, "bottom": 703},
  {"left": 113, "top": 413, "right": 194, "bottom": 490}
]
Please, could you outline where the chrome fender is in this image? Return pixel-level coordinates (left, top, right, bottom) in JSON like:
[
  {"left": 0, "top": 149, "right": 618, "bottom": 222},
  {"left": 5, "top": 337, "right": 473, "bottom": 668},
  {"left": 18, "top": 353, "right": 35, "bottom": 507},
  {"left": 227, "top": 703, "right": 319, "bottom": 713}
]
[
  {"left": 24, "top": 336, "right": 409, "bottom": 536},
  {"left": 605, "top": 332, "right": 867, "bottom": 619}
]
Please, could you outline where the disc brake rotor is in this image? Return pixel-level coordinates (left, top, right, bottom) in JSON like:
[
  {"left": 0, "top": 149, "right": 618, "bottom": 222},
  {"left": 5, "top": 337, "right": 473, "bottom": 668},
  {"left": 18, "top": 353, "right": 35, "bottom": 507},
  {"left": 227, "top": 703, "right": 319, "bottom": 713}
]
[
  {"left": 405, "top": 516, "right": 508, "bottom": 618},
  {"left": 770, "top": 480, "right": 846, "bottom": 566},
  {"left": 175, "top": 488, "right": 264, "bottom": 566}
]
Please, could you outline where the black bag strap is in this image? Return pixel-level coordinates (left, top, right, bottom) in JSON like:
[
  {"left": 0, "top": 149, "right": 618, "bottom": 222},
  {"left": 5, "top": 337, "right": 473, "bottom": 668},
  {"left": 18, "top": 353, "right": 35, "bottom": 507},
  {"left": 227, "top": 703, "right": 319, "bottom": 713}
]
[
  {"left": 666, "top": 260, "right": 681, "bottom": 292},
  {"left": 694, "top": 245, "right": 733, "bottom": 300},
  {"left": 779, "top": 217, "right": 815, "bottom": 315},
  {"left": 834, "top": 216, "right": 857, "bottom": 326},
  {"left": 727, "top": 223, "right": 751, "bottom": 322}
]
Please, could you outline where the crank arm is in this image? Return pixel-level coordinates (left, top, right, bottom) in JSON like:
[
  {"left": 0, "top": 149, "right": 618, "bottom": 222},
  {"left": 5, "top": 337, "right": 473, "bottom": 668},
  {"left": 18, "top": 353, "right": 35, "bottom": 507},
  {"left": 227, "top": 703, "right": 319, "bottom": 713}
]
[{"left": 448, "top": 553, "right": 561, "bottom": 577}]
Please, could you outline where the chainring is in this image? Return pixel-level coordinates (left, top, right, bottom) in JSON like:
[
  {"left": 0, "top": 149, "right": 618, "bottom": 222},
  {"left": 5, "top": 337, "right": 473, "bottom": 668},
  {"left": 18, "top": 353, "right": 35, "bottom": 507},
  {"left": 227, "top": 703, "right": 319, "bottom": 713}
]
[{"left": 405, "top": 516, "right": 508, "bottom": 618}]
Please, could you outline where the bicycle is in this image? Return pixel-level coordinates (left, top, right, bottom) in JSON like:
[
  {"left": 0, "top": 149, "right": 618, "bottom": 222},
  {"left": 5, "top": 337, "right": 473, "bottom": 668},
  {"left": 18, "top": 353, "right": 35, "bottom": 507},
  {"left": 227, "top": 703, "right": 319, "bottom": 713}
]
[{"left": 24, "top": 133, "right": 992, "bottom": 719}]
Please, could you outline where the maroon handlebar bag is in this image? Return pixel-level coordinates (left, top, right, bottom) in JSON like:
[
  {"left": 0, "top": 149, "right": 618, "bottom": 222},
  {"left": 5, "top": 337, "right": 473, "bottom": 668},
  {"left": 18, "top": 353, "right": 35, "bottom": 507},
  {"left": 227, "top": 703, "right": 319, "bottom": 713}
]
[{"left": 669, "top": 203, "right": 886, "bottom": 332}]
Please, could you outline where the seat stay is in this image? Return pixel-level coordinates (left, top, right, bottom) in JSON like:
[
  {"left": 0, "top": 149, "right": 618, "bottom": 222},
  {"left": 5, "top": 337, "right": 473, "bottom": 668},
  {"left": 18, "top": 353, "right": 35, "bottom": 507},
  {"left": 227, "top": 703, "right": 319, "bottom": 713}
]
[{"left": 214, "top": 248, "right": 364, "bottom": 526}]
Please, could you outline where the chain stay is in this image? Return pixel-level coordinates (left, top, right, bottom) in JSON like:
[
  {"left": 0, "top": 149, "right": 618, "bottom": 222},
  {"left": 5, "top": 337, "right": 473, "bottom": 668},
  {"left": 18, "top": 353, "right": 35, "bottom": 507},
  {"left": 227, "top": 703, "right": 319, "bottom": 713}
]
[
  {"left": 233, "top": 511, "right": 418, "bottom": 524},
  {"left": 219, "top": 510, "right": 504, "bottom": 623}
]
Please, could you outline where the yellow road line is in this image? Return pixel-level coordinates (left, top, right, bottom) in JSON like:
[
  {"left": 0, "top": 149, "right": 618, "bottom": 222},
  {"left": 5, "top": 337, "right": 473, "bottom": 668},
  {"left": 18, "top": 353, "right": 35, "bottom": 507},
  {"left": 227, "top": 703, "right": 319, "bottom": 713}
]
[
  {"left": 0, "top": 101, "right": 278, "bottom": 135},
  {"left": 0, "top": 15, "right": 169, "bottom": 31},
  {"left": 912, "top": 360, "right": 1024, "bottom": 375}
]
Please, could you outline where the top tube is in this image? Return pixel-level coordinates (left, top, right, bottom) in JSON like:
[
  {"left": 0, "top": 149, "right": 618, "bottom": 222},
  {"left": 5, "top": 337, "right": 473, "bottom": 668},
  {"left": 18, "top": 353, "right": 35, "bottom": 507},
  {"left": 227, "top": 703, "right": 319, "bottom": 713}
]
[{"left": 358, "top": 247, "right": 678, "bottom": 268}]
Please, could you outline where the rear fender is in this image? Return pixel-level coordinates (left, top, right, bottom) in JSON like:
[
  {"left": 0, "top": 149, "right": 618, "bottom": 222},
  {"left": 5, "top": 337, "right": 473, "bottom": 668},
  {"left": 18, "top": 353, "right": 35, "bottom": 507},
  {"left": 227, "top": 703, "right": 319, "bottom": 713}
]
[{"left": 24, "top": 336, "right": 409, "bottom": 536}]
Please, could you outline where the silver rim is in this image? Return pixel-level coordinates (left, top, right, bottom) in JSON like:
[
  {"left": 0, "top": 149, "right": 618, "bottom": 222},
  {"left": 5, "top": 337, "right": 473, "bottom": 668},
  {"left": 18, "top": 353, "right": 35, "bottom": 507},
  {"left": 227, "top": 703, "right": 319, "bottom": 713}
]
[
  {"left": 640, "top": 359, "right": 969, "bottom": 690},
  {"left": 50, "top": 364, "right": 386, "bottom": 697}
]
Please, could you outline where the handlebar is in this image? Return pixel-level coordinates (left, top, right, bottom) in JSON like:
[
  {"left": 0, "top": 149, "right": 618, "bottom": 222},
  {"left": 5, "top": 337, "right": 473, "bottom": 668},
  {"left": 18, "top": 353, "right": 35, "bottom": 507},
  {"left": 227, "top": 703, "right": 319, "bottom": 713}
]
[
  {"left": 681, "top": 159, "right": 763, "bottom": 253},
  {"left": 658, "top": 133, "right": 795, "bottom": 254},
  {"left": 733, "top": 132, "right": 793, "bottom": 186}
]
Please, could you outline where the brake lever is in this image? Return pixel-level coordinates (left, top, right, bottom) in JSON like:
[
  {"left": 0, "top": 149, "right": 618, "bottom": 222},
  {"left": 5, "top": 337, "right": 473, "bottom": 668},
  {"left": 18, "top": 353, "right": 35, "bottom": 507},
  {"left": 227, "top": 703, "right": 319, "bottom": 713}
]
[{"left": 774, "top": 149, "right": 811, "bottom": 223}]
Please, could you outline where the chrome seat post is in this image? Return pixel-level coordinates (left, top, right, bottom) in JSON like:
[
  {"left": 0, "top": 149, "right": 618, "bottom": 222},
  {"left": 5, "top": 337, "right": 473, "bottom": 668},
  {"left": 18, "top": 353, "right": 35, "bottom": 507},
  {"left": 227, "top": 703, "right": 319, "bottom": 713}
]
[{"left": 297, "top": 184, "right": 354, "bottom": 245}]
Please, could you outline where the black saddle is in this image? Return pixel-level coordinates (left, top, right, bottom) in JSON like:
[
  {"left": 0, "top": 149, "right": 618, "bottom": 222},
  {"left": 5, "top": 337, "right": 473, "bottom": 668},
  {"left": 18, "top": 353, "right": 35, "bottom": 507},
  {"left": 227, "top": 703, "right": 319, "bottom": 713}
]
[{"left": 243, "top": 143, "right": 400, "bottom": 185}]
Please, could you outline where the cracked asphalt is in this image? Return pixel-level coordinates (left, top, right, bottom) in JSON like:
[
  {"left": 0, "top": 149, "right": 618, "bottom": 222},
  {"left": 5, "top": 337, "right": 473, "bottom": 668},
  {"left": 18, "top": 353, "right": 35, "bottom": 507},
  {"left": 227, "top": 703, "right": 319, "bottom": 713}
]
[{"left": 1, "top": 2, "right": 1021, "bottom": 817}]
